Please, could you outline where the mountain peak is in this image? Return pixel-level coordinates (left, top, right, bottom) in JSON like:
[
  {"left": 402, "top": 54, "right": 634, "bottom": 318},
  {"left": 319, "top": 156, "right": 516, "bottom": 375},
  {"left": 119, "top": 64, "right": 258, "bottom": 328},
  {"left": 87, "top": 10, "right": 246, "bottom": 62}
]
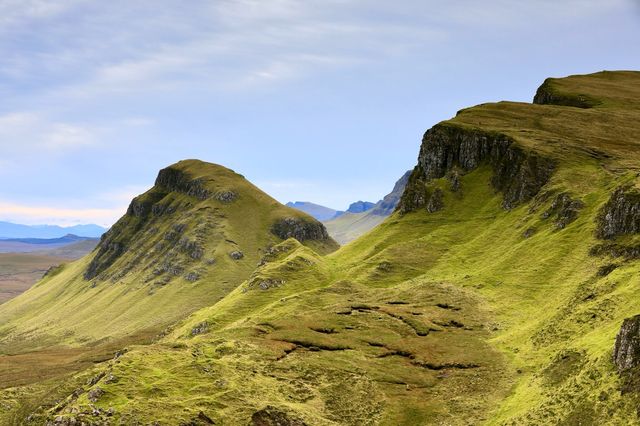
[{"left": 1, "top": 159, "right": 336, "bottom": 350}]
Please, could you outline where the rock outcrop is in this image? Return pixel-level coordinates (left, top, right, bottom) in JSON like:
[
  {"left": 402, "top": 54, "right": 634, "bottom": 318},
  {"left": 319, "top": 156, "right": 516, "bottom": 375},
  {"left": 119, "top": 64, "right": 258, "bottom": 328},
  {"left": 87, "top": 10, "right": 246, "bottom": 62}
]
[
  {"left": 613, "top": 315, "right": 640, "bottom": 372},
  {"left": 541, "top": 192, "right": 584, "bottom": 230},
  {"left": 533, "top": 78, "right": 599, "bottom": 109},
  {"left": 398, "top": 125, "right": 555, "bottom": 213},
  {"left": 85, "top": 165, "right": 228, "bottom": 280},
  {"left": 155, "top": 166, "right": 211, "bottom": 200},
  {"left": 250, "top": 406, "right": 307, "bottom": 426},
  {"left": 271, "top": 217, "right": 331, "bottom": 242},
  {"left": 596, "top": 186, "right": 640, "bottom": 239}
]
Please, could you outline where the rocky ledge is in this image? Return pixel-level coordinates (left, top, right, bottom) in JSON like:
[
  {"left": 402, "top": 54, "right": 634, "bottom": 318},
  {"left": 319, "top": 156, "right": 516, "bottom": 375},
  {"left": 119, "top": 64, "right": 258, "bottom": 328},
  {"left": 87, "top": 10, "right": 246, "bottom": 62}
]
[
  {"left": 614, "top": 315, "right": 640, "bottom": 373},
  {"left": 155, "top": 166, "right": 211, "bottom": 200},
  {"left": 398, "top": 124, "right": 555, "bottom": 213},
  {"left": 271, "top": 217, "right": 331, "bottom": 242},
  {"left": 533, "top": 78, "right": 599, "bottom": 109},
  {"left": 596, "top": 186, "right": 640, "bottom": 239}
]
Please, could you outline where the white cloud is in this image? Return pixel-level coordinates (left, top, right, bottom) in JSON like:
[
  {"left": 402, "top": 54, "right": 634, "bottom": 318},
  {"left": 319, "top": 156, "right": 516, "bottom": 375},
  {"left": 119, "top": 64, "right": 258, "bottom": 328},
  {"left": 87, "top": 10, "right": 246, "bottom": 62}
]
[
  {"left": 0, "top": 112, "right": 98, "bottom": 154},
  {"left": 0, "top": 200, "right": 124, "bottom": 227}
]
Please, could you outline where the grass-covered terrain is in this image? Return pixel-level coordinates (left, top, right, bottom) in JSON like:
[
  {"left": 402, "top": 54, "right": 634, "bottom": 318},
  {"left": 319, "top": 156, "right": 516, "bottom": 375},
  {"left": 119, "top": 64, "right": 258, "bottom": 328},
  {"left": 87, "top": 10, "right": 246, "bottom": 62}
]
[
  {"left": 0, "top": 160, "right": 337, "bottom": 397},
  {"left": 2, "top": 71, "right": 640, "bottom": 424}
]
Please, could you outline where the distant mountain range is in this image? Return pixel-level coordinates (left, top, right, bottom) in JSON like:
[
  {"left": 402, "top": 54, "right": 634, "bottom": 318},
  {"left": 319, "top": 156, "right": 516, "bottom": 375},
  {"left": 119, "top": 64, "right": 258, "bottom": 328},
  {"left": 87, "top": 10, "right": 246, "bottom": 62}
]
[
  {"left": 285, "top": 202, "right": 340, "bottom": 221},
  {"left": 0, "top": 234, "right": 96, "bottom": 245},
  {"left": 323, "top": 170, "right": 412, "bottom": 244},
  {"left": 287, "top": 172, "right": 411, "bottom": 227},
  {"left": 0, "top": 221, "right": 107, "bottom": 239}
]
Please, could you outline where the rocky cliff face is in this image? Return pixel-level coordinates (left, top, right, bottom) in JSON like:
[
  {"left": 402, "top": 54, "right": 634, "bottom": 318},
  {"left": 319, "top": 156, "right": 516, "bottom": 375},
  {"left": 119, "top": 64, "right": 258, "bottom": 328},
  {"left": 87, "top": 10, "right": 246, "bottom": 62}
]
[
  {"left": 271, "top": 217, "right": 331, "bottom": 242},
  {"left": 398, "top": 124, "right": 555, "bottom": 213},
  {"left": 596, "top": 186, "right": 640, "bottom": 239},
  {"left": 613, "top": 315, "right": 640, "bottom": 372},
  {"left": 154, "top": 166, "right": 212, "bottom": 200}
]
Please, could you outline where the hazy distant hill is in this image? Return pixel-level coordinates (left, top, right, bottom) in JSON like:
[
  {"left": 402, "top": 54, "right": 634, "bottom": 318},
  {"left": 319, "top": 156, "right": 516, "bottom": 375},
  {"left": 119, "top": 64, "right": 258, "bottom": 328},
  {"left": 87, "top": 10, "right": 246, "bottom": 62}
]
[
  {"left": 287, "top": 200, "right": 377, "bottom": 222},
  {"left": 324, "top": 170, "right": 411, "bottom": 244},
  {"left": 0, "top": 234, "right": 99, "bottom": 254},
  {"left": 285, "top": 201, "right": 339, "bottom": 221},
  {"left": 0, "top": 221, "right": 106, "bottom": 239}
]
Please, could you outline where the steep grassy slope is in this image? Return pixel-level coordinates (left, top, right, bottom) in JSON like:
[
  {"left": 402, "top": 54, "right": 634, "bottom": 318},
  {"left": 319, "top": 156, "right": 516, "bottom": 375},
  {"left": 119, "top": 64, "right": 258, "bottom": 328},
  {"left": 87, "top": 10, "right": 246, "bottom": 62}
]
[
  {"left": 0, "top": 160, "right": 336, "bottom": 376},
  {"left": 4, "top": 71, "right": 640, "bottom": 425}
]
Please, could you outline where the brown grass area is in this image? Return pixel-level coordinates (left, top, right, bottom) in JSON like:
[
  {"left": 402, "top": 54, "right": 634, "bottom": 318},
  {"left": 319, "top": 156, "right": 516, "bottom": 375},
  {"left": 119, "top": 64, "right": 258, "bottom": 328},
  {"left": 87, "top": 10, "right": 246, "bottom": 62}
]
[
  {"left": 0, "top": 329, "right": 158, "bottom": 389},
  {"left": 0, "top": 253, "right": 67, "bottom": 304}
]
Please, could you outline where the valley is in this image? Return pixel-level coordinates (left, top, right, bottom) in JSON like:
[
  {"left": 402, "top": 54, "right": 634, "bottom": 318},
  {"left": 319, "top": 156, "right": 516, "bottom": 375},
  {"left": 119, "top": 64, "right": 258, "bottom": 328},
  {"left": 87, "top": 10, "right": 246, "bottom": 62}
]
[{"left": 0, "top": 239, "right": 99, "bottom": 304}]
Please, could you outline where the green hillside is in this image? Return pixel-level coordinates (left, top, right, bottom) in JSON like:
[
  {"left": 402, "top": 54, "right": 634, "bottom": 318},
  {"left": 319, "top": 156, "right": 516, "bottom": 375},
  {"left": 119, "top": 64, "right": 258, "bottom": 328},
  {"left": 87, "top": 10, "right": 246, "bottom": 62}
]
[
  {"left": 3, "top": 71, "right": 640, "bottom": 425},
  {"left": 0, "top": 160, "right": 337, "bottom": 389}
]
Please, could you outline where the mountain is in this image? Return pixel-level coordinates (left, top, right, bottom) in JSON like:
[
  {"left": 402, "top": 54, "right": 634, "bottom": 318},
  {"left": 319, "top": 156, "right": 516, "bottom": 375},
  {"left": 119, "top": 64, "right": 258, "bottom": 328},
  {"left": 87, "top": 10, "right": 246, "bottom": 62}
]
[
  {"left": 331, "top": 200, "right": 377, "bottom": 218},
  {"left": 287, "top": 200, "right": 377, "bottom": 222},
  {"left": 324, "top": 170, "right": 411, "bottom": 244},
  {"left": 285, "top": 201, "right": 339, "bottom": 221},
  {"left": 0, "top": 160, "right": 337, "bottom": 357},
  {"left": 4, "top": 71, "right": 640, "bottom": 425},
  {"left": 0, "top": 222, "right": 106, "bottom": 239}
]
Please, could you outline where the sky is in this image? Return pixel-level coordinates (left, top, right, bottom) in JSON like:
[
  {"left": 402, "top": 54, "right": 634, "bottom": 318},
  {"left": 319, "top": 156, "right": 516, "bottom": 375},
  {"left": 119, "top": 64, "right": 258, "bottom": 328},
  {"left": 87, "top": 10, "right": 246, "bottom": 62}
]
[{"left": 0, "top": 0, "right": 638, "bottom": 226}]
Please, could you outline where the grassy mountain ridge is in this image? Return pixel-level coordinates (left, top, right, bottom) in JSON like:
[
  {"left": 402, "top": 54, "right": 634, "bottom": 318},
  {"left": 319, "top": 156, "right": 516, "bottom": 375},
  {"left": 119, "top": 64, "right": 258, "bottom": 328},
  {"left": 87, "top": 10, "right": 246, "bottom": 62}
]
[
  {"left": 0, "top": 160, "right": 337, "bottom": 356},
  {"left": 3, "top": 71, "right": 640, "bottom": 424}
]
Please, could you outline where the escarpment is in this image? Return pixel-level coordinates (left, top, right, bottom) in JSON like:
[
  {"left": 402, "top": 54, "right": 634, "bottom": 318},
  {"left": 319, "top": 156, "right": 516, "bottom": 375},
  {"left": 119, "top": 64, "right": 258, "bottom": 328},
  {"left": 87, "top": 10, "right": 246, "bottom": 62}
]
[{"left": 398, "top": 124, "right": 555, "bottom": 213}]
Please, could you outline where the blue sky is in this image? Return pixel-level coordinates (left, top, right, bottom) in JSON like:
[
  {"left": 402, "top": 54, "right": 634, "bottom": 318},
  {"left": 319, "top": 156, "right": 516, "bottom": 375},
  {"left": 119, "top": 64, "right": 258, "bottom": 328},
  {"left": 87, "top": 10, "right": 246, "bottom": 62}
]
[{"left": 0, "top": 0, "right": 638, "bottom": 226}]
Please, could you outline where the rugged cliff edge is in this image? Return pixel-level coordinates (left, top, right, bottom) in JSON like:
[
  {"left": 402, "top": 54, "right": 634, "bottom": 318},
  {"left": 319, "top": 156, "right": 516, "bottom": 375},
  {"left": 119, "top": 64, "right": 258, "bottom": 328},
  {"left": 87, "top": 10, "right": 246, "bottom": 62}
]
[
  {"left": 533, "top": 77, "right": 601, "bottom": 108},
  {"left": 398, "top": 124, "right": 555, "bottom": 213}
]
